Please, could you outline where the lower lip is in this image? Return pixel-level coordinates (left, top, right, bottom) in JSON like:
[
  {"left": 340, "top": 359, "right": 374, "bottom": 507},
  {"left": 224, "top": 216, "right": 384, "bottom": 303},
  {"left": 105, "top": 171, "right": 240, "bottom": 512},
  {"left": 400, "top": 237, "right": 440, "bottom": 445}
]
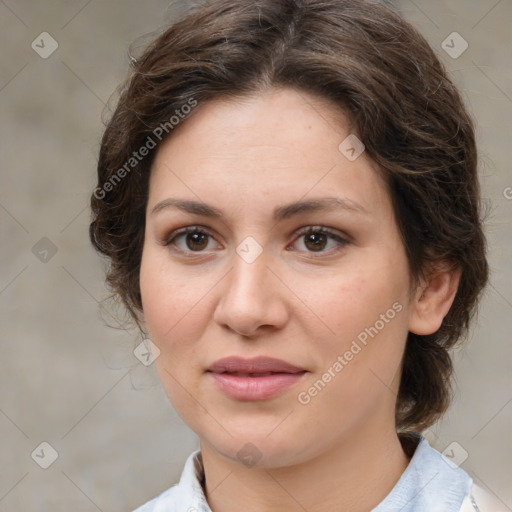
[{"left": 208, "top": 372, "right": 307, "bottom": 400}]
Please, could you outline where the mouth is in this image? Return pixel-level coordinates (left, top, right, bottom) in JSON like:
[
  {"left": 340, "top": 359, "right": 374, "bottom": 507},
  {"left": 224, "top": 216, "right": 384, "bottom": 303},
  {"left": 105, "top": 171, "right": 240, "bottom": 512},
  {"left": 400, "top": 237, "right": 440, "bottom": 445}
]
[
  {"left": 206, "top": 356, "right": 307, "bottom": 400},
  {"left": 207, "top": 356, "right": 306, "bottom": 375},
  {"left": 217, "top": 372, "right": 284, "bottom": 377}
]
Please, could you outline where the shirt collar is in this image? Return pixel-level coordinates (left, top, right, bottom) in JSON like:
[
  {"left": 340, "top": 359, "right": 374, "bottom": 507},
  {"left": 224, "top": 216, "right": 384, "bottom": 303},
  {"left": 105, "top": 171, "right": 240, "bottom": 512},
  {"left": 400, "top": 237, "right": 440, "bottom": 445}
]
[
  {"left": 159, "top": 434, "right": 472, "bottom": 512},
  {"left": 372, "top": 433, "right": 473, "bottom": 511}
]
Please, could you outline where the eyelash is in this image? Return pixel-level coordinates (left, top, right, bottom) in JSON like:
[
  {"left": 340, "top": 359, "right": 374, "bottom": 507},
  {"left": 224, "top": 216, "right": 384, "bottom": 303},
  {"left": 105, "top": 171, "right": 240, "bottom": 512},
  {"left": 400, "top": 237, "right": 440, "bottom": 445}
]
[{"left": 163, "top": 225, "right": 350, "bottom": 258}]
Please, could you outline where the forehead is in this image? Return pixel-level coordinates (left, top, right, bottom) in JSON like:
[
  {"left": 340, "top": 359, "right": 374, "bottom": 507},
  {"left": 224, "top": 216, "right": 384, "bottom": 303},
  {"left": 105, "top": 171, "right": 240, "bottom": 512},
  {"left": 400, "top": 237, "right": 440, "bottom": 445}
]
[
  {"left": 148, "top": 88, "right": 390, "bottom": 220},
  {"left": 158, "top": 87, "right": 350, "bottom": 159}
]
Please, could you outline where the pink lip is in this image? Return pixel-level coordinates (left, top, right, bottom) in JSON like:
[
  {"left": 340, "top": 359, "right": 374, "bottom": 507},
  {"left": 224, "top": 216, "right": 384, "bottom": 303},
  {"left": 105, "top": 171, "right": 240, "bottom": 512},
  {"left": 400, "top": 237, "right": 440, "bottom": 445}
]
[
  {"left": 208, "top": 356, "right": 305, "bottom": 374},
  {"left": 207, "top": 356, "right": 307, "bottom": 401}
]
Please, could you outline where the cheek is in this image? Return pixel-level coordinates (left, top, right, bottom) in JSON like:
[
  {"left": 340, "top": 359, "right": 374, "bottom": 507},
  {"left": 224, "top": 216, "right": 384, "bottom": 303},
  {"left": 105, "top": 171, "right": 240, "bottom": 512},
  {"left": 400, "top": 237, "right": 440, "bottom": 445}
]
[
  {"left": 294, "top": 266, "right": 409, "bottom": 428},
  {"left": 139, "top": 249, "right": 212, "bottom": 419},
  {"left": 139, "top": 248, "right": 208, "bottom": 353},
  {"left": 311, "top": 256, "right": 409, "bottom": 341},
  {"left": 305, "top": 250, "right": 411, "bottom": 389}
]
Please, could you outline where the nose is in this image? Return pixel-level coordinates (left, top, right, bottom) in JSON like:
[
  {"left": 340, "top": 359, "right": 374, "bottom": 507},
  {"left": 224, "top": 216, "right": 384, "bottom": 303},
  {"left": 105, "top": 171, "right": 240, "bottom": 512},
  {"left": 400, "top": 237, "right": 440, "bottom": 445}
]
[{"left": 213, "top": 246, "right": 289, "bottom": 338}]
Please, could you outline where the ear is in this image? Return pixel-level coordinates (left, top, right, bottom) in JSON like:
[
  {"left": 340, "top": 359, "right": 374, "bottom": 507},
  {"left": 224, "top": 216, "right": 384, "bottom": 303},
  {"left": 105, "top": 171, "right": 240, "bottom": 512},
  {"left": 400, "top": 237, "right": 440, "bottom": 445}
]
[{"left": 408, "top": 264, "right": 461, "bottom": 335}]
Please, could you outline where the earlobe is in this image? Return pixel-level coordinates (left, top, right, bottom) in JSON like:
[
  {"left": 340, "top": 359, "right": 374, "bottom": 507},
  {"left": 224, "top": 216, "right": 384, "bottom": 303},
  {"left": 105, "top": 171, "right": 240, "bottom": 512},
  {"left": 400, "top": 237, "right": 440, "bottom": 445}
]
[{"left": 408, "top": 266, "right": 461, "bottom": 336}]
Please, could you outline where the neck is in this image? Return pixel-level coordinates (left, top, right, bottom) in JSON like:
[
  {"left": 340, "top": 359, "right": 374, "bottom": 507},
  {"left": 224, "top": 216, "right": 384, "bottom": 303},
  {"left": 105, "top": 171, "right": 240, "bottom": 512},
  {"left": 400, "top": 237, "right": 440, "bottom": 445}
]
[{"left": 200, "top": 425, "right": 412, "bottom": 512}]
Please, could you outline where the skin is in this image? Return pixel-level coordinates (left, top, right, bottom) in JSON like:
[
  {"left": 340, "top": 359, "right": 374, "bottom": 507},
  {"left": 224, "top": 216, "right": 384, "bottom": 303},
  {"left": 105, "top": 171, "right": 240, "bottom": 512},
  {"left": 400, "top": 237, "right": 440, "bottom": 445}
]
[{"left": 139, "top": 87, "right": 460, "bottom": 512}]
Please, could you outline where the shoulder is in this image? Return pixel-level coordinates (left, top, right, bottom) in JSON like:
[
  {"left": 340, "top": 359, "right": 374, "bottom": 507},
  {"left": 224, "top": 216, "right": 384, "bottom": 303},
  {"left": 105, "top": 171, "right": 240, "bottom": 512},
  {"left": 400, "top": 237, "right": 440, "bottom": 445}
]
[
  {"left": 459, "top": 483, "right": 509, "bottom": 512},
  {"left": 131, "top": 449, "right": 208, "bottom": 512}
]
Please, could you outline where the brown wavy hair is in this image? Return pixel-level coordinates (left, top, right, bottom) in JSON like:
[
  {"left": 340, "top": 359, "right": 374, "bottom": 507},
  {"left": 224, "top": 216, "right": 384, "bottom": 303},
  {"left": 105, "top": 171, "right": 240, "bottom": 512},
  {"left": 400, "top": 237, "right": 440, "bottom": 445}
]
[{"left": 89, "top": 0, "right": 488, "bottom": 432}]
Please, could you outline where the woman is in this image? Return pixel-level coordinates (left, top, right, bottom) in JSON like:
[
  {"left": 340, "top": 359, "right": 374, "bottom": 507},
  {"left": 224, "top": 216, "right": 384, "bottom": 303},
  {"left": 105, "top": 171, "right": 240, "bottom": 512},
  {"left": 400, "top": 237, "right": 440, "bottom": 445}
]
[{"left": 90, "top": 0, "right": 503, "bottom": 510}]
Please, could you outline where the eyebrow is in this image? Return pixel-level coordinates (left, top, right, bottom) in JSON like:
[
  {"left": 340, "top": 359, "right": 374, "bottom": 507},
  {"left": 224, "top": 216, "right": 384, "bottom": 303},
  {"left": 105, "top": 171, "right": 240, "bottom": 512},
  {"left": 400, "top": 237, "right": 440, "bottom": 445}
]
[{"left": 151, "top": 196, "right": 368, "bottom": 221}]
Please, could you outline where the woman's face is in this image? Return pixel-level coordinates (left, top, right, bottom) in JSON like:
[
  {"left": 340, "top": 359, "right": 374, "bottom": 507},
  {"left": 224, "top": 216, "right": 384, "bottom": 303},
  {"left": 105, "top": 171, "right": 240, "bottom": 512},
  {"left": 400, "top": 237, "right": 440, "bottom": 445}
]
[{"left": 140, "top": 87, "right": 415, "bottom": 467}]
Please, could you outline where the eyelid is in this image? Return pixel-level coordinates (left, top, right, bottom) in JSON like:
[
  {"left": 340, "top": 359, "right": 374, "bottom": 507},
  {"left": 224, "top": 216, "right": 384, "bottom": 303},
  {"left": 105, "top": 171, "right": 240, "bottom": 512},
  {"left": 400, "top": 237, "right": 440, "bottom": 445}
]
[
  {"left": 288, "top": 225, "right": 350, "bottom": 256},
  {"left": 162, "top": 225, "right": 221, "bottom": 253},
  {"left": 162, "top": 225, "right": 216, "bottom": 244},
  {"left": 292, "top": 225, "right": 350, "bottom": 243}
]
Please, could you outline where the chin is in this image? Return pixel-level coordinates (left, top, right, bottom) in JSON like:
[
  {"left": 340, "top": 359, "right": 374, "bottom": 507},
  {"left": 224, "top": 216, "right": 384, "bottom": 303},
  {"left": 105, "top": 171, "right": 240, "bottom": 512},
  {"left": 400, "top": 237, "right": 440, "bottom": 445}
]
[{"left": 199, "top": 427, "right": 316, "bottom": 469}]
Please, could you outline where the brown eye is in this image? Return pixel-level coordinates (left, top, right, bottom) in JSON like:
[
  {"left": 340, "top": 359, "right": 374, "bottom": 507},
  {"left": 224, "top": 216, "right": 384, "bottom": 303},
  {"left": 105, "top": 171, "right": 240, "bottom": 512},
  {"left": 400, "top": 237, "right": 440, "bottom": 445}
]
[
  {"left": 303, "top": 232, "right": 328, "bottom": 252},
  {"left": 185, "top": 232, "right": 209, "bottom": 251},
  {"left": 164, "top": 227, "right": 218, "bottom": 253},
  {"left": 290, "top": 226, "right": 349, "bottom": 256}
]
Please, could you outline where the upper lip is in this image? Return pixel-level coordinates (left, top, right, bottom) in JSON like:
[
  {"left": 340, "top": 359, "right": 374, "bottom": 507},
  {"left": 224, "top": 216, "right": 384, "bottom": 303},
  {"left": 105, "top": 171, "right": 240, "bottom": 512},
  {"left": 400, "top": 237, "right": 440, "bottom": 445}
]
[{"left": 207, "top": 356, "right": 306, "bottom": 374}]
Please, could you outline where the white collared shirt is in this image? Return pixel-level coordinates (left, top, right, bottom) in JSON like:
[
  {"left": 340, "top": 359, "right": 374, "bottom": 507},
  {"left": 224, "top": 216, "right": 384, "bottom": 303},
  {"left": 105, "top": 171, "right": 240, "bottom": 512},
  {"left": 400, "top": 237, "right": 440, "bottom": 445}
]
[{"left": 133, "top": 435, "right": 506, "bottom": 511}]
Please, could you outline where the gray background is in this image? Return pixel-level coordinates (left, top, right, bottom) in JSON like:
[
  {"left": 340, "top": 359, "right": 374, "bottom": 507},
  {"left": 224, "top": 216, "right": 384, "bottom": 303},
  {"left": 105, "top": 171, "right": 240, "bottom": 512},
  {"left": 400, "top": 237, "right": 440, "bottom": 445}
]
[{"left": 0, "top": 1, "right": 510, "bottom": 510}]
